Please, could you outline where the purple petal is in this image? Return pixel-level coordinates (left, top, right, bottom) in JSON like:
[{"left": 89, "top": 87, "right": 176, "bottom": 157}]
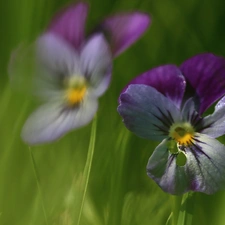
[
  {"left": 21, "top": 95, "right": 98, "bottom": 145},
  {"left": 118, "top": 84, "right": 181, "bottom": 141},
  {"left": 48, "top": 2, "right": 88, "bottom": 50},
  {"left": 101, "top": 12, "right": 151, "bottom": 57},
  {"left": 147, "top": 133, "right": 225, "bottom": 194},
  {"left": 180, "top": 53, "right": 225, "bottom": 114},
  {"left": 122, "top": 65, "right": 186, "bottom": 109},
  {"left": 200, "top": 96, "right": 225, "bottom": 138}
]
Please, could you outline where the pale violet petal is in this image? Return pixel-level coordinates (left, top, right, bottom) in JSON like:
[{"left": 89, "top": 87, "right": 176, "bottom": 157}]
[
  {"left": 80, "top": 34, "right": 112, "bottom": 97},
  {"left": 22, "top": 96, "right": 98, "bottom": 145},
  {"left": 36, "top": 33, "right": 81, "bottom": 76},
  {"left": 118, "top": 84, "right": 181, "bottom": 141},
  {"left": 200, "top": 96, "right": 225, "bottom": 138},
  {"left": 181, "top": 98, "right": 201, "bottom": 127},
  {"left": 147, "top": 133, "right": 225, "bottom": 194},
  {"left": 34, "top": 33, "right": 82, "bottom": 100},
  {"left": 147, "top": 139, "right": 189, "bottom": 194}
]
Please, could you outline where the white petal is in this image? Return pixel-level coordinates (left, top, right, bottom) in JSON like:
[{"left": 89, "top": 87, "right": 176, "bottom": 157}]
[
  {"left": 36, "top": 33, "right": 81, "bottom": 76},
  {"left": 201, "top": 96, "right": 225, "bottom": 138},
  {"left": 80, "top": 34, "right": 112, "bottom": 97},
  {"left": 34, "top": 33, "right": 83, "bottom": 100},
  {"left": 22, "top": 96, "right": 98, "bottom": 145},
  {"left": 147, "top": 133, "right": 225, "bottom": 194}
]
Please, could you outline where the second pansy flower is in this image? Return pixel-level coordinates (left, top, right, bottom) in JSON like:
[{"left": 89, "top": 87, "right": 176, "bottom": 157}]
[{"left": 118, "top": 53, "right": 225, "bottom": 195}]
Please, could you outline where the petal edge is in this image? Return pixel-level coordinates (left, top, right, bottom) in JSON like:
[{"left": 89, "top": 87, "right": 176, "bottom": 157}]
[{"left": 101, "top": 12, "right": 151, "bottom": 57}]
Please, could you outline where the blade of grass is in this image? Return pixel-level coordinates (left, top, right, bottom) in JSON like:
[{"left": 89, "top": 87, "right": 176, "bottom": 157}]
[
  {"left": 0, "top": 85, "right": 12, "bottom": 125},
  {"left": 165, "top": 212, "right": 173, "bottom": 225},
  {"left": 76, "top": 114, "right": 97, "bottom": 225},
  {"left": 107, "top": 127, "right": 130, "bottom": 225},
  {"left": 29, "top": 147, "right": 49, "bottom": 225}
]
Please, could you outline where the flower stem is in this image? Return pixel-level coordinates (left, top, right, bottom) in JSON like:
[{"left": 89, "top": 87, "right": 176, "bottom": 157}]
[
  {"left": 177, "top": 192, "right": 194, "bottom": 225},
  {"left": 171, "top": 195, "right": 182, "bottom": 225},
  {"left": 76, "top": 115, "right": 97, "bottom": 225},
  {"left": 29, "top": 147, "right": 49, "bottom": 225}
]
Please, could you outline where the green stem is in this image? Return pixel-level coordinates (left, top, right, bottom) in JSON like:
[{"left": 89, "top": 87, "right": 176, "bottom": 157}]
[
  {"left": 171, "top": 195, "right": 182, "bottom": 225},
  {"left": 165, "top": 212, "right": 173, "bottom": 225},
  {"left": 177, "top": 192, "right": 194, "bottom": 225},
  {"left": 29, "top": 148, "right": 49, "bottom": 225},
  {"left": 76, "top": 115, "right": 97, "bottom": 225}
]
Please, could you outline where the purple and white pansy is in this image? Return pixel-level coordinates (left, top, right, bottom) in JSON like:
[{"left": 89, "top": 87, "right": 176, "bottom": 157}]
[
  {"left": 20, "top": 2, "right": 151, "bottom": 145},
  {"left": 118, "top": 53, "right": 225, "bottom": 195}
]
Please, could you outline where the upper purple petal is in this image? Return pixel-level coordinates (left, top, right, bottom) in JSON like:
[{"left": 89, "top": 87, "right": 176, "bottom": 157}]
[
  {"left": 101, "top": 12, "right": 151, "bottom": 57},
  {"left": 48, "top": 2, "right": 88, "bottom": 50},
  {"left": 122, "top": 65, "right": 186, "bottom": 109},
  {"left": 180, "top": 53, "right": 225, "bottom": 114}
]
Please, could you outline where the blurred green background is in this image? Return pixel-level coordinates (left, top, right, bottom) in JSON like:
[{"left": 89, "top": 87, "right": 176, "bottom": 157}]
[{"left": 1, "top": 0, "right": 225, "bottom": 224}]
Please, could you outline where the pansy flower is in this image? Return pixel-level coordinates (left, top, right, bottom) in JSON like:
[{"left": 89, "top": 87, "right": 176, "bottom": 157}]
[
  {"left": 118, "top": 53, "right": 225, "bottom": 195},
  {"left": 15, "top": 2, "right": 150, "bottom": 145}
]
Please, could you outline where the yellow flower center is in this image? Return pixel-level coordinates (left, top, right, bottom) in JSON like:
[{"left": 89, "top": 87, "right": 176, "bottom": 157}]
[
  {"left": 67, "top": 86, "right": 87, "bottom": 106},
  {"left": 168, "top": 122, "right": 195, "bottom": 166},
  {"left": 64, "top": 76, "right": 87, "bottom": 106},
  {"left": 169, "top": 122, "right": 195, "bottom": 146}
]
